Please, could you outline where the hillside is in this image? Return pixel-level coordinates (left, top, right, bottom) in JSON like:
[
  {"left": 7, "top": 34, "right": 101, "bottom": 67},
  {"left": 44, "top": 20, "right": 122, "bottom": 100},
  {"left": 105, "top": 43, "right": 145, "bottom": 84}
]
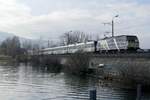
[{"left": 0, "top": 32, "right": 15, "bottom": 42}]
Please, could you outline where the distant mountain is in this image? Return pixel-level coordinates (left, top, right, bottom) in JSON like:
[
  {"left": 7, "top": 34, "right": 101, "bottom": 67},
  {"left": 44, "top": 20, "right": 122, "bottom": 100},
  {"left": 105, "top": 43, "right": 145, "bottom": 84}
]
[
  {"left": 0, "top": 31, "right": 33, "bottom": 43},
  {"left": 0, "top": 32, "right": 15, "bottom": 42},
  {"left": 0, "top": 31, "right": 47, "bottom": 48}
]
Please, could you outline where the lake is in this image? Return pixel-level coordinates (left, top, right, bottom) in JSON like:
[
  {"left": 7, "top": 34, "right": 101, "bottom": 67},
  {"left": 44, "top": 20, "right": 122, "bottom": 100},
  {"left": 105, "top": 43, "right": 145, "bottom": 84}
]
[{"left": 0, "top": 63, "right": 149, "bottom": 100}]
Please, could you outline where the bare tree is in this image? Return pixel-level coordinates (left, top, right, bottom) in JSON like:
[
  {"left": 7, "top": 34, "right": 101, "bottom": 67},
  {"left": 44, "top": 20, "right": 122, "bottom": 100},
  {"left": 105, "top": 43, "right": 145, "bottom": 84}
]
[
  {"left": 60, "top": 30, "right": 91, "bottom": 45},
  {"left": 47, "top": 40, "right": 59, "bottom": 47},
  {"left": 22, "top": 40, "right": 32, "bottom": 50},
  {"left": 0, "top": 36, "right": 21, "bottom": 58}
]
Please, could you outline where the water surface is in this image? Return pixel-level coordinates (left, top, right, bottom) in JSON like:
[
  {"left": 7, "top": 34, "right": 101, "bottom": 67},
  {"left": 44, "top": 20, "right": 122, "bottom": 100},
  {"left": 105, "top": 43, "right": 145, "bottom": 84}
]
[{"left": 0, "top": 64, "right": 149, "bottom": 100}]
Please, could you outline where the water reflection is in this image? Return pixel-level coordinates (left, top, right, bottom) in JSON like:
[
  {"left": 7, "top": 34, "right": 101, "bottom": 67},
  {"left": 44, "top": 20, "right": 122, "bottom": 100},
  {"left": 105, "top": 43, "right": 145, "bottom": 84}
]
[{"left": 0, "top": 63, "right": 149, "bottom": 100}]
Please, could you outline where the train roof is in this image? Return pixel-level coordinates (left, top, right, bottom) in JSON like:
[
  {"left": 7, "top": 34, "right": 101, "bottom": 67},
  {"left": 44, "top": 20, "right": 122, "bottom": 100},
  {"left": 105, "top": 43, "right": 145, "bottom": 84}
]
[
  {"left": 42, "top": 41, "right": 94, "bottom": 51},
  {"left": 101, "top": 35, "right": 138, "bottom": 40}
]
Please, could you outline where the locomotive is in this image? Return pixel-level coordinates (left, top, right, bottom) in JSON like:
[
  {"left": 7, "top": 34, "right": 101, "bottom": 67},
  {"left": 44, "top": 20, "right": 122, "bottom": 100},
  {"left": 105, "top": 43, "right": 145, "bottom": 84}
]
[
  {"left": 42, "top": 35, "right": 139, "bottom": 54},
  {"left": 97, "top": 35, "right": 139, "bottom": 52}
]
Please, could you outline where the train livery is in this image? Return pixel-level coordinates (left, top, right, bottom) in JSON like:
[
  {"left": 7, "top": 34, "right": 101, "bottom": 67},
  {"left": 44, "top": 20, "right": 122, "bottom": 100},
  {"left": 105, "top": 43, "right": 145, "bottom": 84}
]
[{"left": 41, "top": 35, "right": 139, "bottom": 54}]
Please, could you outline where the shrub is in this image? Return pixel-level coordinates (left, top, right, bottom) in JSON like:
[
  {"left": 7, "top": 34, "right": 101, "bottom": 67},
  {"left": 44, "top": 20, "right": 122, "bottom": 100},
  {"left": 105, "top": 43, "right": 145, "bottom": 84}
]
[{"left": 63, "top": 53, "right": 90, "bottom": 76}]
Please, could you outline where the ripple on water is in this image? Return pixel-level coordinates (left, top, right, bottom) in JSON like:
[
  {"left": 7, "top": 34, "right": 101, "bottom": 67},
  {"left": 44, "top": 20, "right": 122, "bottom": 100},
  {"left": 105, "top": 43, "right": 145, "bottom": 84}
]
[{"left": 0, "top": 64, "right": 149, "bottom": 100}]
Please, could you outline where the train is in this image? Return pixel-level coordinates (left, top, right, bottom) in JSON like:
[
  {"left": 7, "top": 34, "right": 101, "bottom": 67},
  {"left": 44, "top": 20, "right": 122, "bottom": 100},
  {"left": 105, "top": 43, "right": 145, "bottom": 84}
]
[{"left": 41, "top": 35, "right": 139, "bottom": 54}]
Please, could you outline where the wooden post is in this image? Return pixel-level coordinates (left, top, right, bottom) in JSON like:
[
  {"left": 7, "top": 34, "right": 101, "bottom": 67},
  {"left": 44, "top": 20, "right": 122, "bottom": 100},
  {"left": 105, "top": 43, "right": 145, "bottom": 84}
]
[
  {"left": 136, "top": 84, "right": 142, "bottom": 100},
  {"left": 89, "top": 89, "right": 96, "bottom": 100}
]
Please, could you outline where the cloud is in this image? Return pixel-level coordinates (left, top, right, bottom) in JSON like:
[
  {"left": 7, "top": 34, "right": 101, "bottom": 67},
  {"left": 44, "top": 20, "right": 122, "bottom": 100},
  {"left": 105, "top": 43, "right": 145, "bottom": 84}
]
[
  {"left": 0, "top": 0, "right": 149, "bottom": 48},
  {"left": 0, "top": 0, "right": 32, "bottom": 37},
  {"left": 0, "top": 0, "right": 31, "bottom": 24}
]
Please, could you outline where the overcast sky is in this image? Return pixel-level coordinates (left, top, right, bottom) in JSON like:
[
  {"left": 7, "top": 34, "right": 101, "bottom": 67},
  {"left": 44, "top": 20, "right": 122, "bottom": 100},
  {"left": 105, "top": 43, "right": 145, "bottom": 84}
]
[{"left": 0, "top": 0, "right": 149, "bottom": 48}]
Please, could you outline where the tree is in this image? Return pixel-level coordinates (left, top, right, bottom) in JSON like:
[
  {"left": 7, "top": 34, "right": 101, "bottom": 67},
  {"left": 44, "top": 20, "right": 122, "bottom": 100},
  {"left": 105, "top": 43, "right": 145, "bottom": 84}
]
[
  {"left": 0, "top": 36, "right": 21, "bottom": 58},
  {"left": 22, "top": 40, "right": 32, "bottom": 50},
  {"left": 60, "top": 30, "right": 91, "bottom": 45}
]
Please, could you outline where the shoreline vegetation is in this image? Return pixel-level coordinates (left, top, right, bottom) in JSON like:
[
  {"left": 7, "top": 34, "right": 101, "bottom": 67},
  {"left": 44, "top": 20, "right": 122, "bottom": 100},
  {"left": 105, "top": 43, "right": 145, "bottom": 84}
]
[
  {"left": 0, "top": 55, "right": 13, "bottom": 65},
  {"left": 30, "top": 53, "right": 150, "bottom": 90}
]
